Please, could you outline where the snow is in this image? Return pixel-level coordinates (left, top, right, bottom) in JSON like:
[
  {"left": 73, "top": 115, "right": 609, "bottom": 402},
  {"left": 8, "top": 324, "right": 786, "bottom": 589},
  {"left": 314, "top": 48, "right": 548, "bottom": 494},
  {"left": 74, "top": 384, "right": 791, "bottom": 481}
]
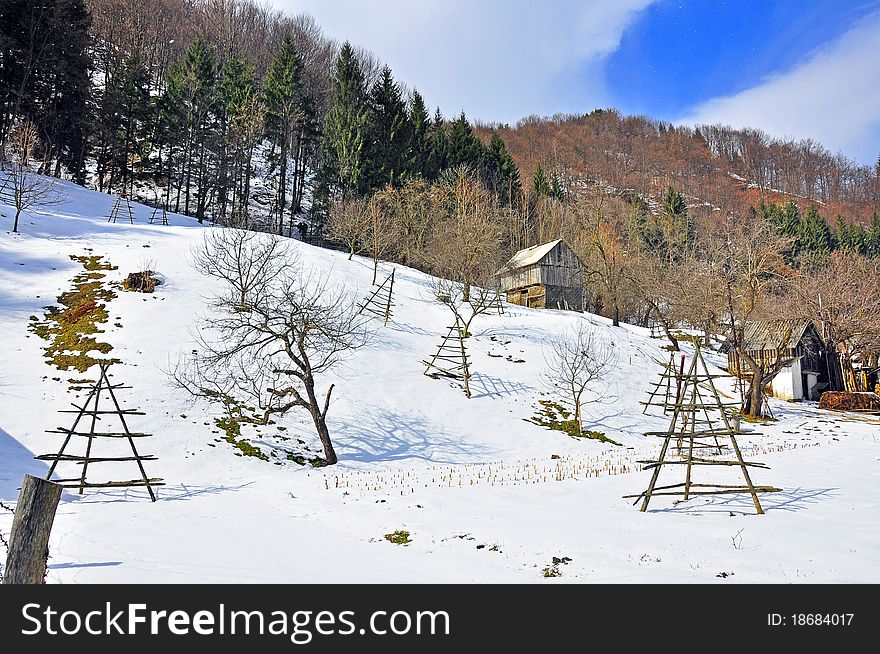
[{"left": 1, "top": 177, "right": 878, "bottom": 583}]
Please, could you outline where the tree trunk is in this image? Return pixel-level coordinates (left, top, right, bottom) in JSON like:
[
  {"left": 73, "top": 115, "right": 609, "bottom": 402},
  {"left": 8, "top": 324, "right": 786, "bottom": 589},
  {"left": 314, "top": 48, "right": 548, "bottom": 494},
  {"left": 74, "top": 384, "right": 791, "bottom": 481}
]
[
  {"left": 305, "top": 379, "right": 337, "bottom": 465},
  {"left": 747, "top": 368, "right": 764, "bottom": 418},
  {"left": 13, "top": 206, "right": 21, "bottom": 233},
  {"left": 3, "top": 475, "right": 62, "bottom": 584}
]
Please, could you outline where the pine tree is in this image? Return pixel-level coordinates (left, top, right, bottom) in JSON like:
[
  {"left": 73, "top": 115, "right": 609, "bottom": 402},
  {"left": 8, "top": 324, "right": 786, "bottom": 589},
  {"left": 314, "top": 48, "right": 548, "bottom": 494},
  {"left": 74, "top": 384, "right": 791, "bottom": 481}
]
[
  {"left": 548, "top": 171, "right": 565, "bottom": 201},
  {"left": 0, "top": 0, "right": 92, "bottom": 180},
  {"left": 532, "top": 164, "right": 551, "bottom": 197},
  {"left": 94, "top": 53, "right": 151, "bottom": 197},
  {"left": 217, "top": 54, "right": 261, "bottom": 225},
  {"left": 868, "top": 211, "right": 880, "bottom": 258},
  {"left": 322, "top": 42, "right": 369, "bottom": 197},
  {"left": 445, "top": 112, "right": 484, "bottom": 170},
  {"left": 426, "top": 108, "right": 447, "bottom": 180},
  {"left": 161, "top": 37, "right": 217, "bottom": 221},
  {"left": 264, "top": 37, "right": 309, "bottom": 234},
  {"left": 659, "top": 185, "right": 694, "bottom": 259},
  {"left": 483, "top": 131, "right": 521, "bottom": 206},
  {"left": 364, "top": 66, "right": 410, "bottom": 191},
  {"left": 799, "top": 206, "right": 833, "bottom": 265},
  {"left": 407, "top": 90, "right": 431, "bottom": 179}
]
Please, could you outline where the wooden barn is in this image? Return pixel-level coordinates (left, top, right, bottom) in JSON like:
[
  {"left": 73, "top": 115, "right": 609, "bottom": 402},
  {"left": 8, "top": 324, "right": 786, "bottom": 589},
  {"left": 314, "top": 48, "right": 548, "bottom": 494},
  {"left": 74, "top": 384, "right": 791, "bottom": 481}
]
[
  {"left": 498, "top": 239, "right": 583, "bottom": 311},
  {"left": 726, "top": 319, "right": 829, "bottom": 401}
]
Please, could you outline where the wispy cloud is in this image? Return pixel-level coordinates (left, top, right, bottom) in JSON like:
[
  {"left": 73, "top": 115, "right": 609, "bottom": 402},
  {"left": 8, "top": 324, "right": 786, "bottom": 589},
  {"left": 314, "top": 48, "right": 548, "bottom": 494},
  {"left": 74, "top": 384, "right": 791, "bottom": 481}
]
[
  {"left": 679, "top": 10, "right": 880, "bottom": 163},
  {"left": 273, "top": 0, "right": 655, "bottom": 123}
]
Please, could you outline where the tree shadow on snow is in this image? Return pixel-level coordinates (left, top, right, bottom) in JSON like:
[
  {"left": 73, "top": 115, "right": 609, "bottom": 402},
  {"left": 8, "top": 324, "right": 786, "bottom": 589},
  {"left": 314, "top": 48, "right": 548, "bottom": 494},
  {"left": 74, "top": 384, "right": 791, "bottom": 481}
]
[
  {"left": 61, "top": 481, "right": 255, "bottom": 505},
  {"left": 649, "top": 487, "right": 838, "bottom": 515},
  {"left": 469, "top": 372, "right": 533, "bottom": 399},
  {"left": 0, "top": 426, "right": 48, "bottom": 500},
  {"left": 333, "top": 409, "right": 490, "bottom": 465}
]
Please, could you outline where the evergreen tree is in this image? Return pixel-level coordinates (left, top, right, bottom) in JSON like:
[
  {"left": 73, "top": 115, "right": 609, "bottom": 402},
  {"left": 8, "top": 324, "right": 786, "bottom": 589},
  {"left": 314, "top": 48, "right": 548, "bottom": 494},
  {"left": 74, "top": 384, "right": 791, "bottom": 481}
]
[
  {"left": 868, "top": 211, "right": 880, "bottom": 258},
  {"left": 94, "top": 53, "right": 151, "bottom": 196},
  {"left": 264, "top": 37, "right": 310, "bottom": 234},
  {"left": 799, "top": 206, "right": 833, "bottom": 264},
  {"left": 161, "top": 37, "right": 217, "bottom": 221},
  {"left": 532, "top": 164, "right": 551, "bottom": 197},
  {"left": 483, "top": 131, "right": 521, "bottom": 205},
  {"left": 407, "top": 90, "right": 431, "bottom": 179},
  {"left": 445, "top": 112, "right": 484, "bottom": 170},
  {"left": 0, "top": 0, "right": 92, "bottom": 180},
  {"left": 322, "top": 42, "right": 369, "bottom": 197},
  {"left": 548, "top": 170, "right": 565, "bottom": 201},
  {"left": 659, "top": 185, "right": 694, "bottom": 259},
  {"left": 426, "top": 108, "right": 447, "bottom": 180},
  {"left": 364, "top": 66, "right": 410, "bottom": 191},
  {"left": 217, "top": 54, "right": 261, "bottom": 225}
]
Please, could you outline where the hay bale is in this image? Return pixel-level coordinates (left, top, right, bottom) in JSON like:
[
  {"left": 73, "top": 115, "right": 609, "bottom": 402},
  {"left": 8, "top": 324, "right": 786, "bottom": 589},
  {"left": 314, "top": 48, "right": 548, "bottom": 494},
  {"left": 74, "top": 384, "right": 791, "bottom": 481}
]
[
  {"left": 819, "top": 392, "right": 880, "bottom": 413},
  {"left": 123, "top": 270, "right": 160, "bottom": 293}
]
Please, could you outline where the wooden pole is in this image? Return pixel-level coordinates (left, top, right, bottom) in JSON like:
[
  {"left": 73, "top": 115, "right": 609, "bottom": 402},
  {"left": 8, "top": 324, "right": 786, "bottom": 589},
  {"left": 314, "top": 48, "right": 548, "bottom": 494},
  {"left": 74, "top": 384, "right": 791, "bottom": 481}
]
[{"left": 3, "top": 475, "right": 62, "bottom": 584}]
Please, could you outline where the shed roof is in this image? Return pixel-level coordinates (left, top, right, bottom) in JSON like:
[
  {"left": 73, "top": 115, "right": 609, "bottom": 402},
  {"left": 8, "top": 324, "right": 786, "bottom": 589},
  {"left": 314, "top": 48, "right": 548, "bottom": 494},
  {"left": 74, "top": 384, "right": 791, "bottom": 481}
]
[
  {"left": 500, "top": 239, "right": 564, "bottom": 272},
  {"left": 739, "top": 319, "right": 814, "bottom": 352}
]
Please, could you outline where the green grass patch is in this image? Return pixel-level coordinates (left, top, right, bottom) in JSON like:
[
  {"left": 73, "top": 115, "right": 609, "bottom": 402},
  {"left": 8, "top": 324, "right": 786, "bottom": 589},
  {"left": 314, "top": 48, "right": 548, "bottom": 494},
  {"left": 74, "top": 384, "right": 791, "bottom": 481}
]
[
  {"left": 29, "top": 255, "right": 120, "bottom": 372},
  {"left": 527, "top": 400, "right": 623, "bottom": 446},
  {"left": 384, "top": 530, "right": 412, "bottom": 546},
  {"left": 215, "top": 416, "right": 270, "bottom": 461}
]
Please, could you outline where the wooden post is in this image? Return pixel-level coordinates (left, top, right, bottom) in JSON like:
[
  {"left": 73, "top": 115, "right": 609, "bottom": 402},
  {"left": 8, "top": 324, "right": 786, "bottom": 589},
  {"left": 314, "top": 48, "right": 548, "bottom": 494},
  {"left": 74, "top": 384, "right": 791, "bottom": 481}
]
[{"left": 3, "top": 475, "right": 62, "bottom": 584}]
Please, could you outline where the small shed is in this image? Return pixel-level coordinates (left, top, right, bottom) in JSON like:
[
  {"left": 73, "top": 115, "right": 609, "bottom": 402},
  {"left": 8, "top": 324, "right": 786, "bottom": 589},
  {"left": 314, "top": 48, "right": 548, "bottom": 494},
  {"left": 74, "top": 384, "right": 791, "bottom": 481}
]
[
  {"left": 727, "top": 319, "right": 828, "bottom": 401},
  {"left": 498, "top": 239, "right": 583, "bottom": 311}
]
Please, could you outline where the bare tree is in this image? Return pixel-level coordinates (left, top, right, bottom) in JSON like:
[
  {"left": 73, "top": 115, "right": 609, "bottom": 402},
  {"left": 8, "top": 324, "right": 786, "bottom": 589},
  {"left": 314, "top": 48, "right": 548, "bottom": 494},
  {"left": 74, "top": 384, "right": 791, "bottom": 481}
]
[
  {"left": 3, "top": 120, "right": 63, "bottom": 233},
  {"left": 785, "top": 253, "right": 880, "bottom": 390},
  {"left": 543, "top": 322, "right": 617, "bottom": 429},
  {"left": 363, "top": 191, "right": 396, "bottom": 284},
  {"left": 326, "top": 196, "right": 369, "bottom": 260},
  {"left": 173, "top": 229, "right": 369, "bottom": 465},
  {"left": 424, "top": 167, "right": 503, "bottom": 302}
]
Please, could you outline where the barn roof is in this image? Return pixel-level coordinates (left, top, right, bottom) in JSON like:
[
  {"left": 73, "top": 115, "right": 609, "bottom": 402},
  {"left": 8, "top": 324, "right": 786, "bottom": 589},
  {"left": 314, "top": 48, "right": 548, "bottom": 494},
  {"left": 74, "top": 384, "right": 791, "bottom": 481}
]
[
  {"left": 500, "top": 239, "right": 564, "bottom": 272},
  {"left": 739, "top": 319, "right": 814, "bottom": 352}
]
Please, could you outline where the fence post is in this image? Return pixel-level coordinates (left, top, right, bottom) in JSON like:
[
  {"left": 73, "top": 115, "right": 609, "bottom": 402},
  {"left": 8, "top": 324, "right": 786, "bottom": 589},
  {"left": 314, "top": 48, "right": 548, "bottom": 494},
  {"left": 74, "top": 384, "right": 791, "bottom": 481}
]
[{"left": 3, "top": 475, "right": 62, "bottom": 584}]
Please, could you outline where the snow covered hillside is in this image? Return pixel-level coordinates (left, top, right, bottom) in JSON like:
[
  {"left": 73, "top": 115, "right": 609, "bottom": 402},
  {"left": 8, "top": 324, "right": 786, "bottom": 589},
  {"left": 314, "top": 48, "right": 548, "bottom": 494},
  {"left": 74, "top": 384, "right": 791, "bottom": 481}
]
[{"left": 1, "top": 180, "right": 878, "bottom": 583}]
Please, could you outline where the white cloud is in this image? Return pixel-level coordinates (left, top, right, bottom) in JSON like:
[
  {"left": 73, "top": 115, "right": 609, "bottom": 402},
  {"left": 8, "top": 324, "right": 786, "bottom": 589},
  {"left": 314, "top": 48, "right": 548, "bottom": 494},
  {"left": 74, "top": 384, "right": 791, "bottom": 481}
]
[
  {"left": 272, "top": 0, "right": 655, "bottom": 123},
  {"left": 679, "top": 11, "right": 880, "bottom": 164}
]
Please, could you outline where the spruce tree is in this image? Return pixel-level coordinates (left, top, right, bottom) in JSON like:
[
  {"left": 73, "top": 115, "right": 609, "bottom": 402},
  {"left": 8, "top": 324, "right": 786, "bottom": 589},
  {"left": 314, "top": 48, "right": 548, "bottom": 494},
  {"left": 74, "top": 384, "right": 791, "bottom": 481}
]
[
  {"left": 799, "top": 206, "right": 833, "bottom": 264},
  {"left": 95, "top": 53, "right": 151, "bottom": 196},
  {"left": 364, "top": 66, "right": 410, "bottom": 191},
  {"left": 322, "top": 42, "right": 369, "bottom": 197},
  {"left": 217, "top": 54, "right": 260, "bottom": 224},
  {"left": 445, "top": 112, "right": 484, "bottom": 170},
  {"left": 532, "top": 164, "right": 551, "bottom": 197},
  {"left": 483, "top": 131, "right": 521, "bottom": 205},
  {"left": 868, "top": 211, "right": 880, "bottom": 258},
  {"left": 264, "top": 37, "right": 308, "bottom": 234},
  {"left": 426, "top": 108, "right": 447, "bottom": 180},
  {"left": 660, "top": 185, "right": 694, "bottom": 259},
  {"left": 161, "top": 37, "right": 217, "bottom": 220},
  {"left": 407, "top": 90, "right": 431, "bottom": 179}
]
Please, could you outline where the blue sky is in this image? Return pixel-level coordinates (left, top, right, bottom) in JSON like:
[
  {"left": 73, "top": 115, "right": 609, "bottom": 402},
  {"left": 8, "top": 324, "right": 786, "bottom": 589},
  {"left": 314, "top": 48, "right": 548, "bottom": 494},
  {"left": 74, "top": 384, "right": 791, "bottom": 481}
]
[{"left": 276, "top": 1, "right": 880, "bottom": 163}]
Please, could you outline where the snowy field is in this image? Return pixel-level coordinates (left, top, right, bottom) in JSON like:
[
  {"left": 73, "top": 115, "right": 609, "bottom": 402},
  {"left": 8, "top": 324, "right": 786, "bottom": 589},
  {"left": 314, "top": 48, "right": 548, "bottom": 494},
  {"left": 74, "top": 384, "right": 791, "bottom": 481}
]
[{"left": 1, "top": 179, "right": 878, "bottom": 583}]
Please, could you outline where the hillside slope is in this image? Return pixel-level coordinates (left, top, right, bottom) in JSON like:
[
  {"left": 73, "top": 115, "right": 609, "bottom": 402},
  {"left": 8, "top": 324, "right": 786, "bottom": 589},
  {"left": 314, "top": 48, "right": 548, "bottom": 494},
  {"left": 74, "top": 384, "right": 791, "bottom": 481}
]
[{"left": 1, "top": 181, "right": 878, "bottom": 583}]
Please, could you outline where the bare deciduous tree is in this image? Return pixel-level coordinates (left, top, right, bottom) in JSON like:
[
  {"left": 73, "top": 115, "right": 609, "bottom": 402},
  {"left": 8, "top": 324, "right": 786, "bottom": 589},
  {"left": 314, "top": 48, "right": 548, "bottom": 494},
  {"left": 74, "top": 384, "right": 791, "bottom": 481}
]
[
  {"left": 173, "top": 229, "right": 369, "bottom": 465},
  {"left": 326, "top": 196, "right": 369, "bottom": 260},
  {"left": 3, "top": 121, "right": 63, "bottom": 233},
  {"left": 543, "top": 322, "right": 617, "bottom": 429}
]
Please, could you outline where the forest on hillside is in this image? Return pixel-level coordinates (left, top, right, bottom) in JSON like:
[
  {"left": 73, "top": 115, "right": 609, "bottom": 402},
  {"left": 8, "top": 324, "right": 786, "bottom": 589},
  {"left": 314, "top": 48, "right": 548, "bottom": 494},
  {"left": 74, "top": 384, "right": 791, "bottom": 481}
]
[{"left": 3, "top": 0, "right": 880, "bottom": 409}]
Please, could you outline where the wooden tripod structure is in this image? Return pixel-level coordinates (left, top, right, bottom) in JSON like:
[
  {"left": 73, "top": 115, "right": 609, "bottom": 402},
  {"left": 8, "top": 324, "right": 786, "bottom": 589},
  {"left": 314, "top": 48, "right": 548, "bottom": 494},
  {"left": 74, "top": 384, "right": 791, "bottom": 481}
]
[
  {"left": 356, "top": 270, "right": 395, "bottom": 326},
  {"left": 423, "top": 317, "right": 472, "bottom": 398},
  {"left": 149, "top": 205, "right": 169, "bottom": 225},
  {"left": 627, "top": 345, "right": 781, "bottom": 514},
  {"left": 641, "top": 352, "right": 685, "bottom": 415},
  {"left": 38, "top": 363, "right": 162, "bottom": 501},
  {"left": 107, "top": 195, "right": 135, "bottom": 224}
]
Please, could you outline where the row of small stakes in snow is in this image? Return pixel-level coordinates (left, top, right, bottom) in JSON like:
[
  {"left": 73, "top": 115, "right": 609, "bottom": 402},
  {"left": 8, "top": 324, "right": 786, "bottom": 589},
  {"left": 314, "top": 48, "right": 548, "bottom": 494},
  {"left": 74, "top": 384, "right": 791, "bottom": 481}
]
[{"left": 313, "top": 439, "right": 826, "bottom": 495}]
